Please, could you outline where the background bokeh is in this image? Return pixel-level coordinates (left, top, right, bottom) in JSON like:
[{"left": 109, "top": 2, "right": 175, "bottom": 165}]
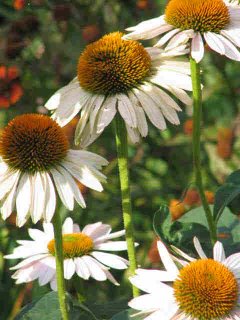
[{"left": 1, "top": 0, "right": 240, "bottom": 319}]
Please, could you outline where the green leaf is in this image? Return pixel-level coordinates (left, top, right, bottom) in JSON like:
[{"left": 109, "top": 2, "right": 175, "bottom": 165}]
[
  {"left": 15, "top": 292, "right": 61, "bottom": 320},
  {"left": 16, "top": 292, "right": 98, "bottom": 320},
  {"left": 213, "top": 170, "right": 240, "bottom": 220}
]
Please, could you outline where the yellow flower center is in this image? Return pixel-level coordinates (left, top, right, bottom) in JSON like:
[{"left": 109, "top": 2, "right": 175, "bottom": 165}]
[
  {"left": 165, "top": 0, "right": 230, "bottom": 33},
  {"left": 174, "top": 259, "right": 238, "bottom": 319},
  {"left": 48, "top": 233, "right": 94, "bottom": 259},
  {"left": 77, "top": 32, "right": 151, "bottom": 95},
  {"left": 0, "top": 114, "right": 69, "bottom": 174}
]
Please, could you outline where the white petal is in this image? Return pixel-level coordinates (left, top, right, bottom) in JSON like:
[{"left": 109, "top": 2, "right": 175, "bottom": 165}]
[
  {"left": 133, "top": 88, "right": 166, "bottom": 130},
  {"left": 43, "top": 173, "right": 56, "bottom": 222},
  {"left": 64, "top": 259, "right": 76, "bottom": 280},
  {"left": 62, "top": 161, "right": 104, "bottom": 192},
  {"left": 128, "top": 92, "right": 148, "bottom": 137},
  {"left": 16, "top": 174, "right": 31, "bottom": 226},
  {"left": 193, "top": 237, "right": 207, "bottom": 259},
  {"left": 126, "top": 125, "right": 140, "bottom": 144},
  {"left": 213, "top": 241, "right": 226, "bottom": 262},
  {"left": 129, "top": 293, "right": 162, "bottom": 311},
  {"left": 222, "top": 29, "right": 240, "bottom": 48},
  {"left": 38, "top": 257, "right": 56, "bottom": 286},
  {"left": 94, "top": 241, "right": 128, "bottom": 251},
  {"left": 31, "top": 173, "right": 45, "bottom": 224},
  {"left": 45, "top": 81, "right": 79, "bottom": 110},
  {"left": 1, "top": 173, "right": 19, "bottom": 220},
  {"left": 82, "top": 256, "right": 107, "bottom": 281},
  {"left": 96, "top": 96, "right": 117, "bottom": 134},
  {"left": 130, "top": 273, "right": 176, "bottom": 293},
  {"left": 83, "top": 223, "right": 111, "bottom": 240},
  {"left": 50, "top": 277, "right": 57, "bottom": 291},
  {"left": 157, "top": 241, "right": 179, "bottom": 276},
  {"left": 62, "top": 217, "right": 74, "bottom": 233},
  {"left": 0, "top": 169, "right": 20, "bottom": 200},
  {"left": 165, "top": 29, "right": 194, "bottom": 51},
  {"left": 204, "top": 32, "right": 225, "bottom": 55},
  {"left": 117, "top": 94, "right": 137, "bottom": 128},
  {"left": 91, "top": 251, "right": 128, "bottom": 269},
  {"left": 191, "top": 33, "right": 204, "bottom": 63},
  {"left": 57, "top": 165, "right": 86, "bottom": 208},
  {"left": 50, "top": 168, "right": 74, "bottom": 210},
  {"left": 75, "top": 257, "right": 90, "bottom": 280},
  {"left": 154, "top": 28, "right": 181, "bottom": 47},
  {"left": 89, "top": 95, "right": 105, "bottom": 132},
  {"left": 215, "top": 33, "right": 240, "bottom": 61}
]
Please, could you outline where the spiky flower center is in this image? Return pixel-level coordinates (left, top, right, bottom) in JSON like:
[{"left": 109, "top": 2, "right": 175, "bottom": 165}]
[
  {"left": 165, "top": 0, "right": 230, "bottom": 33},
  {"left": 77, "top": 32, "right": 151, "bottom": 95},
  {"left": 174, "top": 259, "right": 238, "bottom": 319},
  {"left": 48, "top": 233, "right": 94, "bottom": 259},
  {"left": 0, "top": 114, "right": 69, "bottom": 174}
]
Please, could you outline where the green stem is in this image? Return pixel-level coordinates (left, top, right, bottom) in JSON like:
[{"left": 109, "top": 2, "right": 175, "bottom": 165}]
[
  {"left": 190, "top": 57, "right": 217, "bottom": 245},
  {"left": 114, "top": 115, "right": 139, "bottom": 298},
  {"left": 52, "top": 211, "right": 69, "bottom": 320}
]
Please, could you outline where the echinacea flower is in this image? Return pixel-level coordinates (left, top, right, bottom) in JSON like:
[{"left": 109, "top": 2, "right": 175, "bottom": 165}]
[
  {"left": 123, "top": 0, "right": 240, "bottom": 63},
  {"left": 45, "top": 32, "right": 192, "bottom": 147},
  {"left": 129, "top": 238, "right": 240, "bottom": 320},
  {"left": 5, "top": 217, "right": 129, "bottom": 290},
  {"left": 0, "top": 114, "right": 108, "bottom": 226},
  {"left": 0, "top": 65, "right": 23, "bottom": 108}
]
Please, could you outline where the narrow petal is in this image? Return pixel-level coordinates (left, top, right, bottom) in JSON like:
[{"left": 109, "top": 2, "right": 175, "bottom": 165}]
[
  {"left": 82, "top": 256, "right": 107, "bottom": 281},
  {"left": 31, "top": 173, "right": 45, "bottom": 224},
  {"left": 64, "top": 259, "right": 76, "bottom": 280},
  {"left": 16, "top": 174, "right": 31, "bottom": 225},
  {"left": 191, "top": 33, "right": 204, "bottom": 63},
  {"left": 204, "top": 32, "right": 225, "bottom": 55},
  {"left": 213, "top": 241, "right": 226, "bottom": 262},
  {"left": 91, "top": 251, "right": 128, "bottom": 269},
  {"left": 43, "top": 173, "right": 56, "bottom": 222},
  {"left": 117, "top": 94, "right": 137, "bottom": 128},
  {"left": 157, "top": 241, "right": 179, "bottom": 276},
  {"left": 75, "top": 257, "right": 90, "bottom": 280},
  {"left": 193, "top": 237, "right": 207, "bottom": 259},
  {"left": 62, "top": 217, "right": 74, "bottom": 233},
  {"left": 50, "top": 168, "right": 74, "bottom": 210}
]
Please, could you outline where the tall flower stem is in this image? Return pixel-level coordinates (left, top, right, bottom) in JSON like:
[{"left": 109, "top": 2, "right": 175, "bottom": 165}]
[
  {"left": 52, "top": 211, "right": 69, "bottom": 320},
  {"left": 190, "top": 57, "right": 217, "bottom": 245},
  {"left": 114, "top": 115, "right": 139, "bottom": 297}
]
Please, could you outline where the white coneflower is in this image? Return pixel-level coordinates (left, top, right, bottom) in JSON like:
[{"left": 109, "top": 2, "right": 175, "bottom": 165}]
[
  {"left": 129, "top": 238, "right": 240, "bottom": 320},
  {"left": 0, "top": 114, "right": 108, "bottom": 226},
  {"left": 45, "top": 32, "right": 192, "bottom": 147},
  {"left": 5, "top": 217, "right": 129, "bottom": 290},
  {"left": 123, "top": 0, "right": 240, "bottom": 63}
]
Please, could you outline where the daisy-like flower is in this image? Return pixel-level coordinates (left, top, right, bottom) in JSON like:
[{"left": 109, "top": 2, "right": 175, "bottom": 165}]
[
  {"left": 123, "top": 0, "right": 240, "bottom": 63},
  {"left": 45, "top": 32, "right": 192, "bottom": 147},
  {"left": 0, "top": 114, "right": 108, "bottom": 227},
  {"left": 5, "top": 217, "right": 129, "bottom": 290},
  {"left": 129, "top": 238, "right": 240, "bottom": 320}
]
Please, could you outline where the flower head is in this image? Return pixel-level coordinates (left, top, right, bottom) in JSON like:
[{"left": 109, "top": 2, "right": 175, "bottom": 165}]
[
  {"left": 45, "top": 32, "right": 192, "bottom": 147},
  {"left": 129, "top": 238, "right": 240, "bottom": 319},
  {"left": 0, "top": 114, "right": 108, "bottom": 226},
  {"left": 0, "top": 65, "right": 23, "bottom": 108},
  {"left": 124, "top": 0, "right": 240, "bottom": 63},
  {"left": 5, "top": 217, "right": 129, "bottom": 290}
]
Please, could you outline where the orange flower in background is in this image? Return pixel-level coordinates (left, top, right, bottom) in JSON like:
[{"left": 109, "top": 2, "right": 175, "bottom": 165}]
[
  {"left": 169, "top": 199, "right": 186, "bottom": 221},
  {"left": 82, "top": 25, "right": 101, "bottom": 43},
  {"left": 183, "top": 118, "right": 193, "bottom": 136},
  {"left": 204, "top": 190, "right": 215, "bottom": 204},
  {"left": 217, "top": 127, "right": 234, "bottom": 159},
  {"left": 148, "top": 238, "right": 160, "bottom": 264},
  {"left": 13, "top": 0, "right": 25, "bottom": 10},
  {"left": 183, "top": 188, "right": 200, "bottom": 206},
  {"left": 0, "top": 66, "right": 23, "bottom": 108}
]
